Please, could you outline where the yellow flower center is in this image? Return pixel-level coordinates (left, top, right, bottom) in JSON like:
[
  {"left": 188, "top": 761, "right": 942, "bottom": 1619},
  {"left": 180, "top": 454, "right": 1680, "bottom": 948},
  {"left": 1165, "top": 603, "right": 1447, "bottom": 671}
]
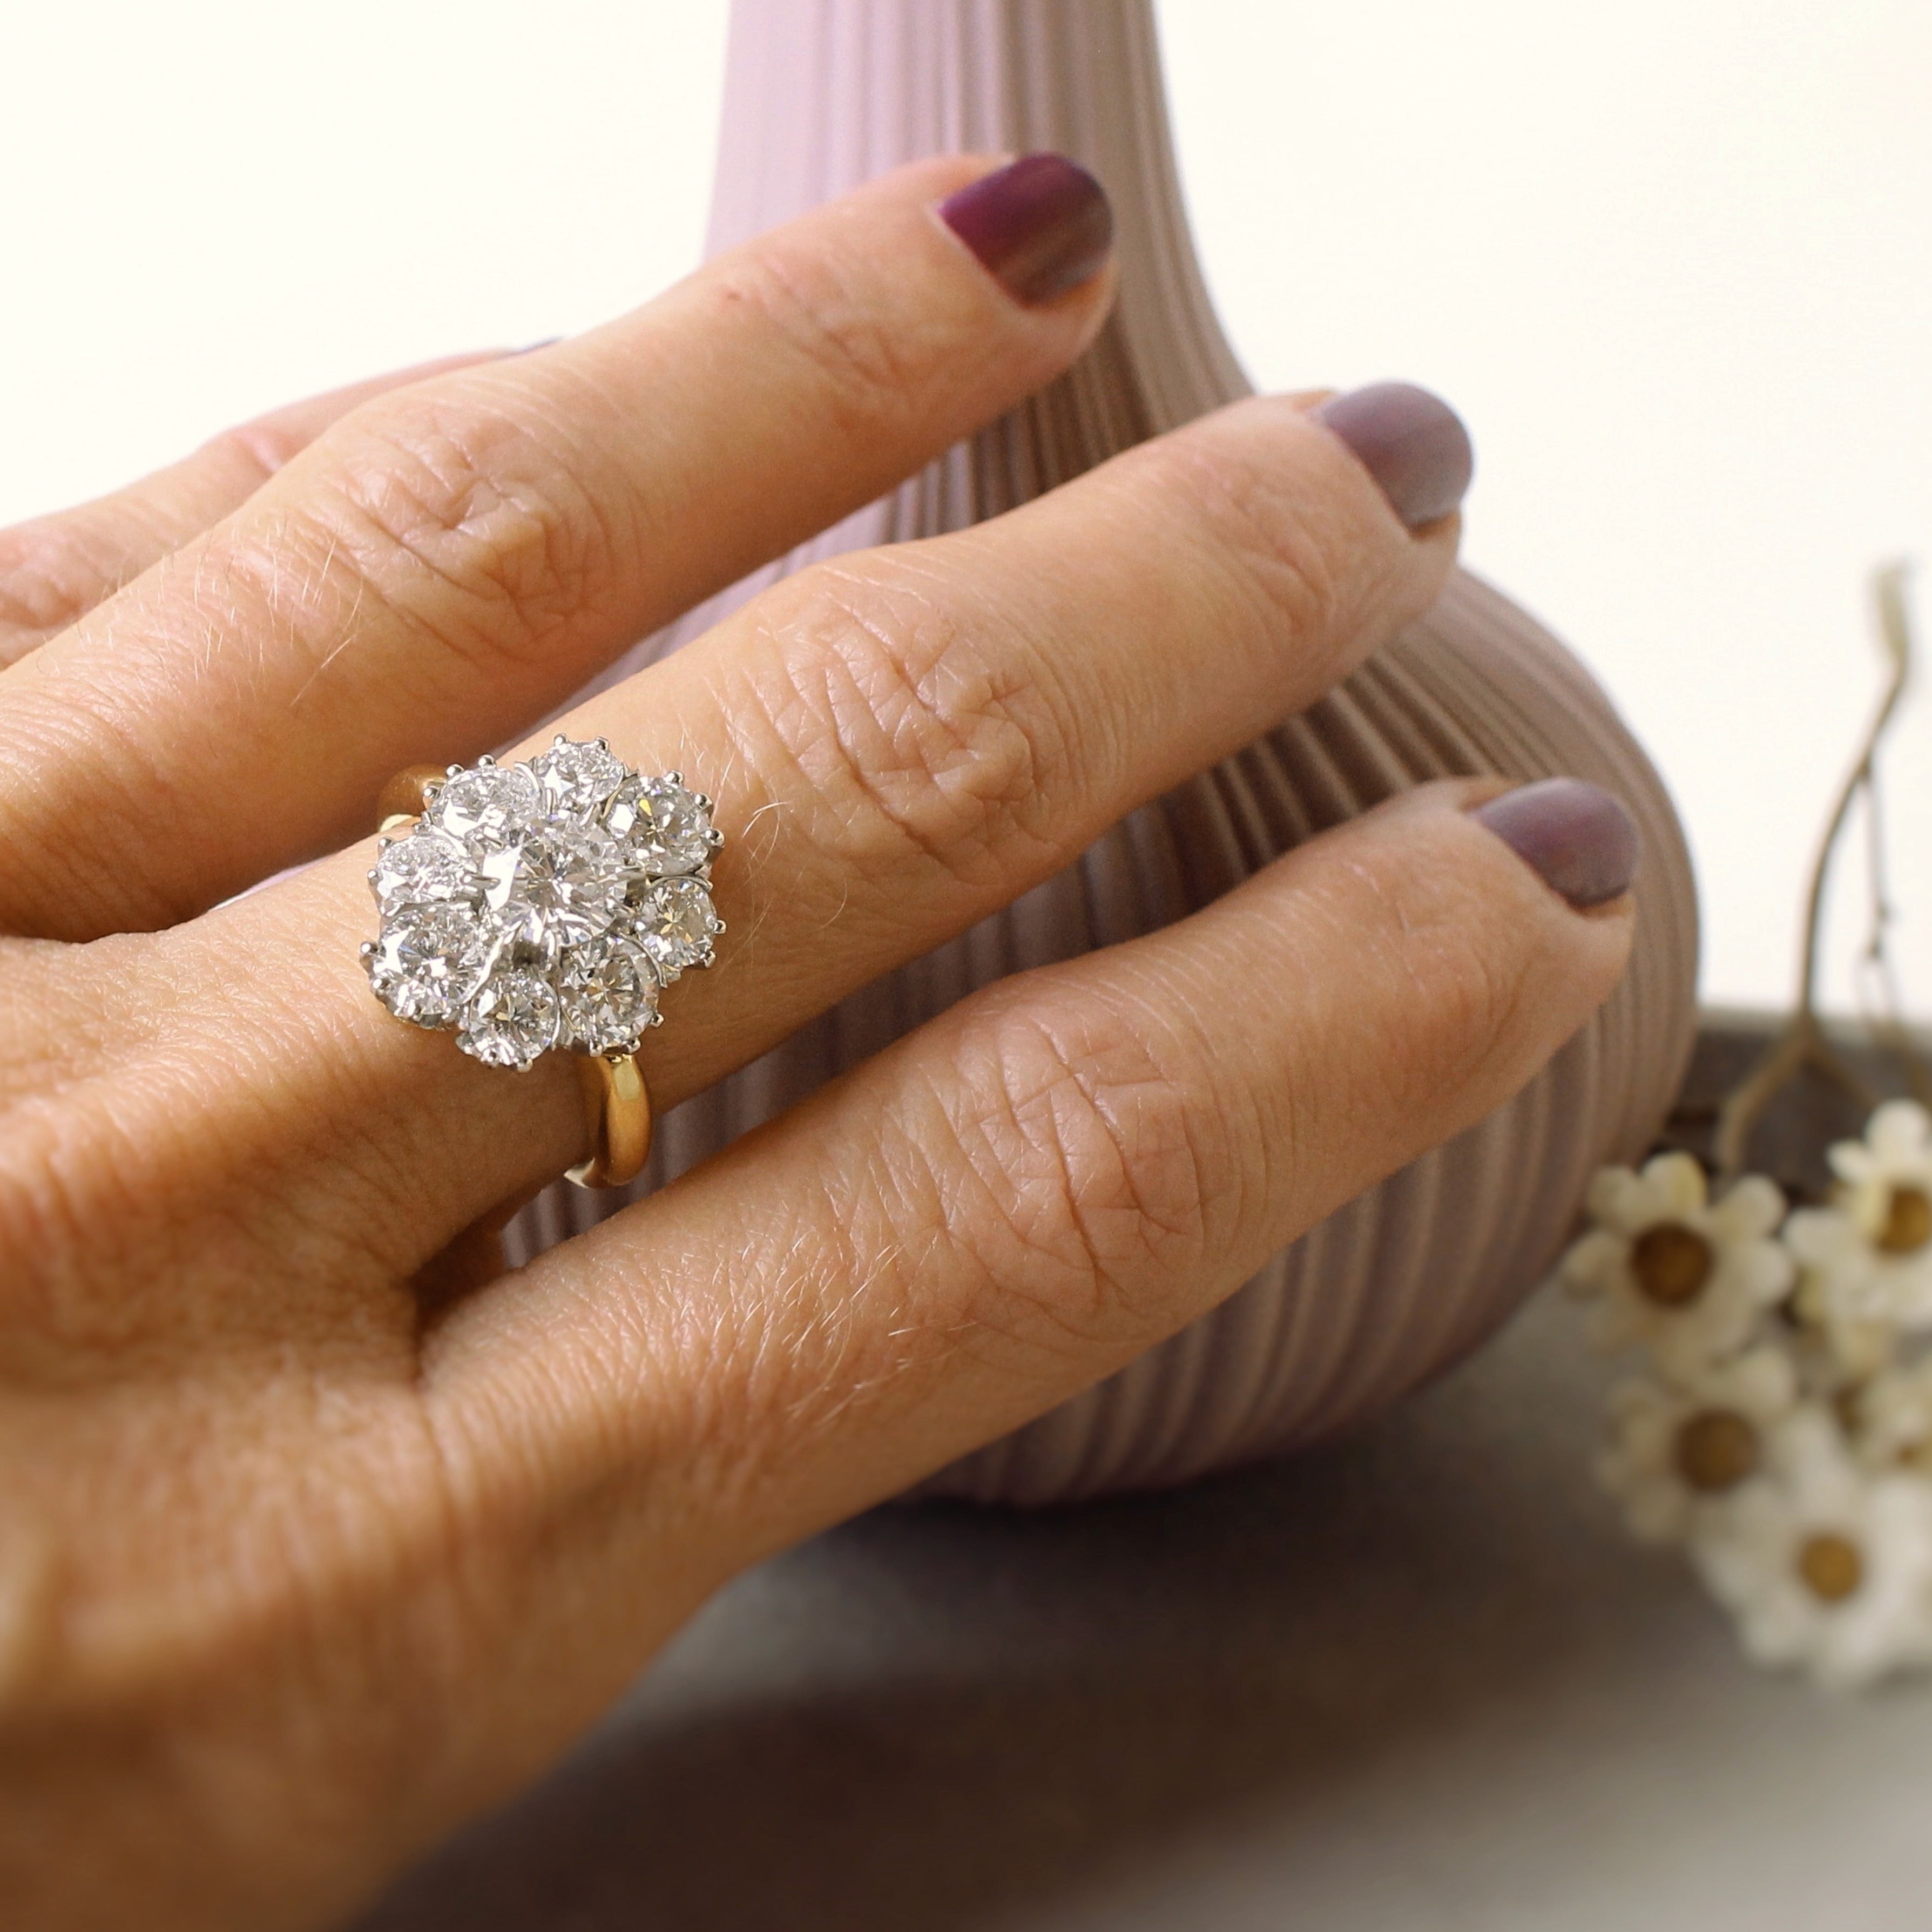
[
  {"left": 1630, "top": 1221, "right": 1714, "bottom": 1307},
  {"left": 1796, "top": 1532, "right": 1865, "bottom": 1603},
  {"left": 1672, "top": 1409, "right": 1760, "bottom": 1491},
  {"left": 1877, "top": 1185, "right": 1932, "bottom": 1255}
]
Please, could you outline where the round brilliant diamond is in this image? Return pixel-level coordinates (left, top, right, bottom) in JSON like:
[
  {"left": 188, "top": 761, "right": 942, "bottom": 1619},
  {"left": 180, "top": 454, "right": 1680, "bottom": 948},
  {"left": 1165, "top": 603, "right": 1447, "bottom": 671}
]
[
  {"left": 366, "top": 904, "right": 490, "bottom": 1026},
  {"left": 458, "top": 969, "right": 561, "bottom": 1071},
  {"left": 634, "top": 876, "right": 719, "bottom": 979},
  {"left": 431, "top": 763, "right": 541, "bottom": 843},
  {"left": 533, "top": 740, "right": 626, "bottom": 812},
  {"left": 559, "top": 937, "right": 659, "bottom": 1053},
  {"left": 371, "top": 829, "right": 478, "bottom": 913},
  {"left": 485, "top": 822, "right": 627, "bottom": 953},
  {"left": 608, "top": 775, "right": 713, "bottom": 876}
]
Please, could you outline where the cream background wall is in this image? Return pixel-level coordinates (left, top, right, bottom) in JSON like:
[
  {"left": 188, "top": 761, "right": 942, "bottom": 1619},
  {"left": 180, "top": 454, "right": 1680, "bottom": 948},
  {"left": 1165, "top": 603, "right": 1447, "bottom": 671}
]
[{"left": 3, "top": 0, "right": 1928, "bottom": 1017}]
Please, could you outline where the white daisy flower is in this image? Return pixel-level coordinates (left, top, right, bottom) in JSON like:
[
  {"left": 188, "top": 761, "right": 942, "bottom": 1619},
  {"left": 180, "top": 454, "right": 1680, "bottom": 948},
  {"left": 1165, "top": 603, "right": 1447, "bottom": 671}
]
[
  {"left": 1785, "top": 1103, "right": 1932, "bottom": 1335},
  {"left": 1596, "top": 1347, "right": 1799, "bottom": 1543},
  {"left": 1844, "top": 1355, "right": 1932, "bottom": 1469},
  {"left": 1561, "top": 1152, "right": 1794, "bottom": 1382},
  {"left": 1834, "top": 1099, "right": 1932, "bottom": 1240},
  {"left": 1689, "top": 1407, "right": 1932, "bottom": 1690}
]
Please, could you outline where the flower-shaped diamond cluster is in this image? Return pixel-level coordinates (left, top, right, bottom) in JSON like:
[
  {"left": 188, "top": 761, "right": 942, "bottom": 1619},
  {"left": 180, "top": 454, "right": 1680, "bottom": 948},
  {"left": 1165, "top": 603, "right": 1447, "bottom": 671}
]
[
  {"left": 363, "top": 736, "right": 722, "bottom": 1071},
  {"left": 1563, "top": 1104, "right": 1932, "bottom": 1690}
]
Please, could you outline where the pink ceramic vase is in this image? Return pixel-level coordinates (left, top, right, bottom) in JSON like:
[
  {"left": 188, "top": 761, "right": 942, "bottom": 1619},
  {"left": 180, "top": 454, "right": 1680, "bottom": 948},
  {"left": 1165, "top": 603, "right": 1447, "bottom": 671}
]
[{"left": 509, "top": 0, "right": 1699, "bottom": 1503}]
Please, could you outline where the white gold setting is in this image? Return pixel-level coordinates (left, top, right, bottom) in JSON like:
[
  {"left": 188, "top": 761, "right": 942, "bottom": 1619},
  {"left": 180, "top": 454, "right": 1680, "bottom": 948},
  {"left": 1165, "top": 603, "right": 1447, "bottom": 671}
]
[{"left": 363, "top": 737, "right": 724, "bottom": 1071}]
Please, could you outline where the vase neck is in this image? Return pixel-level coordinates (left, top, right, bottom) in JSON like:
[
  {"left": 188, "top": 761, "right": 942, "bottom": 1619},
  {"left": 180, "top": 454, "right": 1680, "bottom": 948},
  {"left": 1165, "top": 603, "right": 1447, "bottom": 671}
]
[{"left": 708, "top": 0, "right": 1247, "bottom": 435}]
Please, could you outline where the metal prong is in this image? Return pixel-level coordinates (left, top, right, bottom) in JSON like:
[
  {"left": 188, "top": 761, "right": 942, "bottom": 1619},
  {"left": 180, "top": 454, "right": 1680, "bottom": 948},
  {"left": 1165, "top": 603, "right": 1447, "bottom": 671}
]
[
  {"left": 477, "top": 753, "right": 496, "bottom": 767},
  {"left": 665, "top": 771, "right": 683, "bottom": 786},
  {"left": 706, "top": 829, "right": 725, "bottom": 848},
  {"left": 554, "top": 732, "right": 568, "bottom": 746},
  {"left": 593, "top": 736, "right": 609, "bottom": 752},
  {"left": 651, "top": 1011, "right": 666, "bottom": 1026},
  {"left": 360, "top": 941, "right": 376, "bottom": 957},
  {"left": 693, "top": 793, "right": 712, "bottom": 810},
  {"left": 446, "top": 763, "right": 464, "bottom": 777},
  {"left": 711, "top": 919, "right": 727, "bottom": 934}
]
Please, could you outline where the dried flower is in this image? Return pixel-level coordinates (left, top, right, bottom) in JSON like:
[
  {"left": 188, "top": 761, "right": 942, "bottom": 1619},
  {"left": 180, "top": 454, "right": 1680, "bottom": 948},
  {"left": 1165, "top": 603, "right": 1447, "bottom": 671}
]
[
  {"left": 1597, "top": 1347, "right": 1798, "bottom": 1544},
  {"left": 1688, "top": 1408, "right": 1932, "bottom": 1690},
  {"left": 1784, "top": 1102, "right": 1932, "bottom": 1337},
  {"left": 1562, "top": 1153, "right": 1793, "bottom": 1382},
  {"left": 1580, "top": 570, "right": 1932, "bottom": 1690},
  {"left": 1842, "top": 1356, "right": 1932, "bottom": 1470}
]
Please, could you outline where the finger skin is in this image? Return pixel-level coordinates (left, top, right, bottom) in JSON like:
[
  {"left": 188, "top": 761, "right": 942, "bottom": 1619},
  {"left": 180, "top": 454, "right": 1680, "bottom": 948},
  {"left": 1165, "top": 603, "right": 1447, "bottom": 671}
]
[
  {"left": 440, "top": 782, "right": 1632, "bottom": 1543},
  {"left": 0, "top": 353, "right": 502, "bottom": 667},
  {"left": 0, "top": 155, "right": 1116, "bottom": 940},
  {"left": 110, "top": 382, "right": 1458, "bottom": 1289}
]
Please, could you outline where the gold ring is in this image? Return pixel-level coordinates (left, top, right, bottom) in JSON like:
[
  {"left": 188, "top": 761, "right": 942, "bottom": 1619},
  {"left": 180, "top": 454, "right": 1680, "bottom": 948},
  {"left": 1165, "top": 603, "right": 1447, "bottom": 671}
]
[
  {"left": 364, "top": 739, "right": 724, "bottom": 1192},
  {"left": 567, "top": 1050, "right": 653, "bottom": 1189}
]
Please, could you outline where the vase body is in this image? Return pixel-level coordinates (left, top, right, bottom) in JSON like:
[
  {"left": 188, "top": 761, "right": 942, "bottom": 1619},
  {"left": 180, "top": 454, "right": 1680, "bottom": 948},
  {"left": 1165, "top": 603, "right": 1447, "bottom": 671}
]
[{"left": 508, "top": 0, "right": 1700, "bottom": 1503}]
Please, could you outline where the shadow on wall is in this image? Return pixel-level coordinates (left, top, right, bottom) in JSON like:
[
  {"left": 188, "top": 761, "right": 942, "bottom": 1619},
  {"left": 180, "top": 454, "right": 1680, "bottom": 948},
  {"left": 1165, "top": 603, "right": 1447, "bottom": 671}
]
[{"left": 355, "top": 1296, "right": 1724, "bottom": 1932}]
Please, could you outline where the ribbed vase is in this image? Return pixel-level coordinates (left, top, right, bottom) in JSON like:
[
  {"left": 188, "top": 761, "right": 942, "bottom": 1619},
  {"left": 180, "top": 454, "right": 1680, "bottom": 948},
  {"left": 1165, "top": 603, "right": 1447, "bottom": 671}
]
[{"left": 508, "top": 0, "right": 1700, "bottom": 1503}]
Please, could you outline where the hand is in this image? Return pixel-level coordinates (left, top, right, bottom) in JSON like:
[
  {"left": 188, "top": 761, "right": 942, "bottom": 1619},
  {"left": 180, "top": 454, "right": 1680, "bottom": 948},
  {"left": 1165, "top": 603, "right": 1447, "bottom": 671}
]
[{"left": 0, "top": 154, "right": 1634, "bottom": 1928}]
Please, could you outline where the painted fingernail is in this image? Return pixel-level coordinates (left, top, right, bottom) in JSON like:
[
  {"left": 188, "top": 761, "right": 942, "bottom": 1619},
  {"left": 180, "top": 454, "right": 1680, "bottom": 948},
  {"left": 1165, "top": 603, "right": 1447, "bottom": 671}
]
[
  {"left": 937, "top": 153, "right": 1114, "bottom": 306},
  {"left": 1472, "top": 779, "right": 1639, "bottom": 909},
  {"left": 1315, "top": 381, "right": 1474, "bottom": 529}
]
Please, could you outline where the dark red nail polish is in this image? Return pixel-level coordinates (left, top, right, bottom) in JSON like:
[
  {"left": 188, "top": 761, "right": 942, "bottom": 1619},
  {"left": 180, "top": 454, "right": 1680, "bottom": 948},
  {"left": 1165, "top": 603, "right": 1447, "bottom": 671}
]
[
  {"left": 1316, "top": 382, "right": 1474, "bottom": 529},
  {"left": 937, "top": 154, "right": 1114, "bottom": 306},
  {"left": 1472, "top": 779, "right": 1639, "bottom": 909}
]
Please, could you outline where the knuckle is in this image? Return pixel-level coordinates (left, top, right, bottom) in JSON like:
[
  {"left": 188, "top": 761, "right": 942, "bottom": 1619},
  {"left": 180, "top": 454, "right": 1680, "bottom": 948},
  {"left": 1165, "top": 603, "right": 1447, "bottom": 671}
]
[
  {"left": 743, "top": 562, "right": 1071, "bottom": 892},
  {"left": 1133, "top": 414, "right": 1362, "bottom": 652},
  {"left": 1409, "top": 924, "right": 1528, "bottom": 1099},
  {"left": 295, "top": 395, "right": 626, "bottom": 675},
  {"left": 199, "top": 417, "right": 306, "bottom": 487},
  {"left": 713, "top": 240, "right": 936, "bottom": 436},
  {"left": 1355, "top": 852, "right": 1534, "bottom": 1116},
  {"left": 0, "top": 518, "right": 114, "bottom": 641},
  {"left": 932, "top": 993, "right": 1221, "bottom": 1351}
]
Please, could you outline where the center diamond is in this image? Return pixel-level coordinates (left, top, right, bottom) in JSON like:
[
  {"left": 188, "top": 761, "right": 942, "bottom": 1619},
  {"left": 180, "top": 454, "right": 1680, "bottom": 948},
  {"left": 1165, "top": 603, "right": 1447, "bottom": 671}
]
[{"left": 483, "top": 822, "right": 630, "bottom": 954}]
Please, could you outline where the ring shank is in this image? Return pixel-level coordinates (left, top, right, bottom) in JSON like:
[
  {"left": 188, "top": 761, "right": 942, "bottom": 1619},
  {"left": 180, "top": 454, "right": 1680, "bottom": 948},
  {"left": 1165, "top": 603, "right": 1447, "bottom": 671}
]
[
  {"left": 377, "top": 764, "right": 447, "bottom": 832},
  {"left": 568, "top": 1051, "right": 653, "bottom": 1190}
]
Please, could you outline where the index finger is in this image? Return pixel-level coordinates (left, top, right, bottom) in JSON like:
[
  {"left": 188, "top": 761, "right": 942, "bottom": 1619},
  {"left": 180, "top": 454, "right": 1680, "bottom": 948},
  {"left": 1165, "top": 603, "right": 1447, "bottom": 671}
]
[
  {"left": 0, "top": 153, "right": 1116, "bottom": 940},
  {"left": 0, "top": 352, "right": 505, "bottom": 667}
]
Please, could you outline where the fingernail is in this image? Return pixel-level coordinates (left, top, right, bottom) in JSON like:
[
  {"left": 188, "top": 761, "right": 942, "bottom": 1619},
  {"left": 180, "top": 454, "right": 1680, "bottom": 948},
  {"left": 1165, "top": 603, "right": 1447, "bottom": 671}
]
[
  {"left": 1472, "top": 779, "right": 1639, "bottom": 909},
  {"left": 1315, "top": 381, "right": 1474, "bottom": 529},
  {"left": 937, "top": 153, "right": 1114, "bottom": 306}
]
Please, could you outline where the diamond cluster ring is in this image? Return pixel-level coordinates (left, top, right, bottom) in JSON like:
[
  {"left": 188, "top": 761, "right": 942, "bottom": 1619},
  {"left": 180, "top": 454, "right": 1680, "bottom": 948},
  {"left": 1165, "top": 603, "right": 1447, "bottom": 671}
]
[{"left": 362, "top": 735, "right": 723, "bottom": 1187}]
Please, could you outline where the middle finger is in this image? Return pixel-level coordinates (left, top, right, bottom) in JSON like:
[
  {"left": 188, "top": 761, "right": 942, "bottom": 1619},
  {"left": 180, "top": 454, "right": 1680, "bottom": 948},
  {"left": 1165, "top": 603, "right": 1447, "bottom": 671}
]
[{"left": 167, "top": 379, "right": 1471, "bottom": 1271}]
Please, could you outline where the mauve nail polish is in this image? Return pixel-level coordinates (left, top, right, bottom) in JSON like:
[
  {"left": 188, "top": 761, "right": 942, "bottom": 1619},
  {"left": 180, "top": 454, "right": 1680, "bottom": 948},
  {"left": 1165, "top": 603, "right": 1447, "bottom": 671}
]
[
  {"left": 937, "top": 154, "right": 1114, "bottom": 306},
  {"left": 1316, "top": 381, "right": 1474, "bottom": 529},
  {"left": 1472, "top": 779, "right": 1639, "bottom": 909}
]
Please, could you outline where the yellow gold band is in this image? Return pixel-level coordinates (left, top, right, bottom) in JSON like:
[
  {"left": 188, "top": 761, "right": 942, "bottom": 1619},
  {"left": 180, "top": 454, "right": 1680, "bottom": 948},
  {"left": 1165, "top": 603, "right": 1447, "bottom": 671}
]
[{"left": 566, "top": 1050, "right": 653, "bottom": 1189}]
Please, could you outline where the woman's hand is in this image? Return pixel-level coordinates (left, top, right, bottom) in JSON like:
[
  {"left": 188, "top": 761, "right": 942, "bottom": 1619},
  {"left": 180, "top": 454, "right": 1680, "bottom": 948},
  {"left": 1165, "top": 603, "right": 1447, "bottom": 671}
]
[{"left": 0, "top": 155, "right": 1634, "bottom": 1929}]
